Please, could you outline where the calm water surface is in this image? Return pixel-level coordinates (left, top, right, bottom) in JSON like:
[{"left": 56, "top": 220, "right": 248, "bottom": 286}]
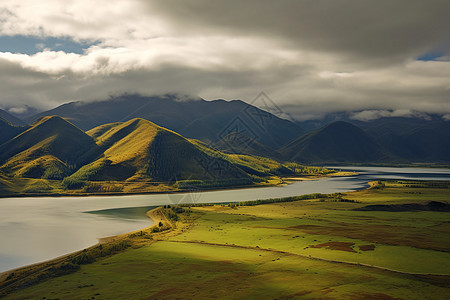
[{"left": 1, "top": 166, "right": 449, "bottom": 272}]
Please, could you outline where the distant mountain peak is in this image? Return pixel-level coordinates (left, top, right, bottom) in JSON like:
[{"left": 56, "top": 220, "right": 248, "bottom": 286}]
[
  {"left": 279, "top": 121, "right": 391, "bottom": 164},
  {"left": 32, "top": 115, "right": 67, "bottom": 125},
  {"left": 29, "top": 115, "right": 86, "bottom": 134}
]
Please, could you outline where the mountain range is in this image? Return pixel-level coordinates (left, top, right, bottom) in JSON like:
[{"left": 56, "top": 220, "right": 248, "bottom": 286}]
[
  {"left": 0, "top": 114, "right": 325, "bottom": 196},
  {"left": 25, "top": 94, "right": 302, "bottom": 150},
  {"left": 279, "top": 121, "right": 393, "bottom": 164},
  {"left": 358, "top": 117, "right": 450, "bottom": 163},
  {"left": 1, "top": 94, "right": 449, "bottom": 167}
]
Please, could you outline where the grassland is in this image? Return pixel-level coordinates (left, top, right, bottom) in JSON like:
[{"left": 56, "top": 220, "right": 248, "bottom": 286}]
[{"left": 1, "top": 181, "right": 449, "bottom": 299}]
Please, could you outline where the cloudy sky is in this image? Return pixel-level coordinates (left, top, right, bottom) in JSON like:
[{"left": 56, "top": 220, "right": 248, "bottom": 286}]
[{"left": 0, "top": 0, "right": 449, "bottom": 120}]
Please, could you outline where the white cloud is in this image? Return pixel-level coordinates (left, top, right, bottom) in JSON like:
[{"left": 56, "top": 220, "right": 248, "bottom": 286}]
[
  {"left": 0, "top": 0, "right": 449, "bottom": 119},
  {"left": 350, "top": 110, "right": 392, "bottom": 121},
  {"left": 8, "top": 106, "right": 27, "bottom": 114},
  {"left": 0, "top": 0, "right": 163, "bottom": 41},
  {"left": 350, "top": 109, "right": 432, "bottom": 121},
  {"left": 318, "top": 71, "right": 354, "bottom": 79}
]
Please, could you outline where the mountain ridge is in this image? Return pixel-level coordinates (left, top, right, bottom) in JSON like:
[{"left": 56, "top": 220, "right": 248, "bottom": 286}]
[
  {"left": 11, "top": 97, "right": 450, "bottom": 165},
  {"left": 25, "top": 94, "right": 303, "bottom": 151},
  {"left": 279, "top": 121, "right": 393, "bottom": 164}
]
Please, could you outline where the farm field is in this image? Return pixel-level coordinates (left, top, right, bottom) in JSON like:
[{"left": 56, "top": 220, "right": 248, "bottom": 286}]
[{"left": 2, "top": 181, "right": 450, "bottom": 299}]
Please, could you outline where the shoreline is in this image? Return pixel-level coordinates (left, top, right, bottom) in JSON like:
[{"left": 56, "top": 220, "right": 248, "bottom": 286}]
[
  {"left": 2, "top": 164, "right": 450, "bottom": 199},
  {"left": 0, "top": 173, "right": 356, "bottom": 278},
  {"left": 0, "top": 207, "right": 163, "bottom": 286},
  {"left": 1, "top": 179, "right": 449, "bottom": 297},
  {"left": 0, "top": 172, "right": 355, "bottom": 199},
  {"left": 281, "top": 171, "right": 357, "bottom": 183},
  {"left": 2, "top": 173, "right": 445, "bottom": 278},
  {"left": 0, "top": 204, "right": 197, "bottom": 297},
  {"left": 3, "top": 174, "right": 444, "bottom": 279}
]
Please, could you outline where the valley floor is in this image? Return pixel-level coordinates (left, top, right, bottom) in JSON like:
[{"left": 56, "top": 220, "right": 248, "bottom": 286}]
[{"left": 1, "top": 181, "right": 449, "bottom": 299}]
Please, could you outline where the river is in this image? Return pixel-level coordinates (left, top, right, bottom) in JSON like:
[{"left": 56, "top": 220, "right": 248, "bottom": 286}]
[{"left": 0, "top": 166, "right": 449, "bottom": 273}]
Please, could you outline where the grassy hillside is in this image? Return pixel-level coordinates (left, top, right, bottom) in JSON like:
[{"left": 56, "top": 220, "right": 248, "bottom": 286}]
[
  {"left": 3, "top": 181, "right": 449, "bottom": 299},
  {"left": 190, "top": 139, "right": 330, "bottom": 178},
  {"left": 0, "top": 116, "right": 97, "bottom": 179},
  {"left": 85, "top": 122, "right": 122, "bottom": 139},
  {"left": 280, "top": 121, "right": 393, "bottom": 164},
  {"left": 0, "top": 171, "right": 13, "bottom": 194},
  {"left": 64, "top": 118, "right": 250, "bottom": 188}
]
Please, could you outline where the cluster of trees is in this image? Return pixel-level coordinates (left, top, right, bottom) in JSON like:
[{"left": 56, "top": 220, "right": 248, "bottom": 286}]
[
  {"left": 403, "top": 181, "right": 450, "bottom": 189},
  {"left": 70, "top": 240, "right": 130, "bottom": 266},
  {"left": 82, "top": 182, "right": 123, "bottom": 193},
  {"left": 42, "top": 166, "right": 68, "bottom": 180},
  {"left": 62, "top": 159, "right": 110, "bottom": 189},
  {"left": 179, "top": 192, "right": 355, "bottom": 208},
  {"left": 283, "top": 163, "right": 334, "bottom": 175},
  {"left": 176, "top": 178, "right": 253, "bottom": 189},
  {"left": 234, "top": 193, "right": 327, "bottom": 206}
]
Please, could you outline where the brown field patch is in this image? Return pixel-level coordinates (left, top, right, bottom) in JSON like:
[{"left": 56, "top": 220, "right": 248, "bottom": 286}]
[
  {"left": 291, "top": 223, "right": 450, "bottom": 252},
  {"left": 350, "top": 292, "right": 402, "bottom": 300},
  {"left": 310, "top": 242, "right": 356, "bottom": 252},
  {"left": 359, "top": 244, "right": 376, "bottom": 251}
]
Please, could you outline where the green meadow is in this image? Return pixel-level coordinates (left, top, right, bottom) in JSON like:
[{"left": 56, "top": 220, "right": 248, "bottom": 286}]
[{"left": 2, "top": 181, "right": 450, "bottom": 299}]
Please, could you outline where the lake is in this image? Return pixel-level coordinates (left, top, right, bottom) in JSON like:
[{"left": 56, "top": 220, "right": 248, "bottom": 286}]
[{"left": 1, "top": 166, "right": 449, "bottom": 273}]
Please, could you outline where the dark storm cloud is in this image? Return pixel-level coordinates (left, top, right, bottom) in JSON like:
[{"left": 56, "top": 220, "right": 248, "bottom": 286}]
[
  {"left": 0, "top": 0, "right": 450, "bottom": 119},
  {"left": 146, "top": 0, "right": 450, "bottom": 63}
]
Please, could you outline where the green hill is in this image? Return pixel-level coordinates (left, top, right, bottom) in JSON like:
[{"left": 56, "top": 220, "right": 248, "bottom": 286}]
[
  {"left": 65, "top": 118, "right": 249, "bottom": 186},
  {"left": 0, "top": 170, "right": 13, "bottom": 194},
  {"left": 86, "top": 122, "right": 123, "bottom": 140},
  {"left": 279, "top": 121, "right": 391, "bottom": 164},
  {"left": 0, "top": 116, "right": 97, "bottom": 179}
]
